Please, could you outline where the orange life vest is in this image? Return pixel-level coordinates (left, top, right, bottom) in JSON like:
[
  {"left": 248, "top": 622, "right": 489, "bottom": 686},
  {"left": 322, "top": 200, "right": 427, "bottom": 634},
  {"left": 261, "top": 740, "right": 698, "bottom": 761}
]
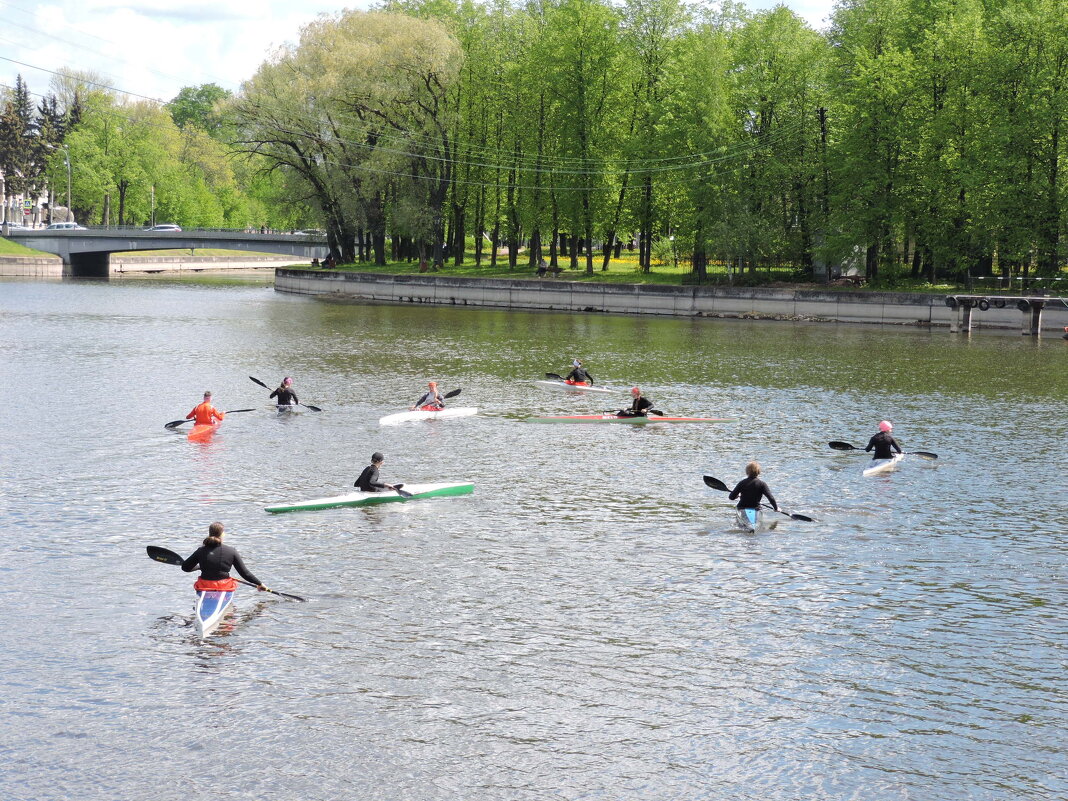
[{"left": 188, "top": 402, "right": 224, "bottom": 426}]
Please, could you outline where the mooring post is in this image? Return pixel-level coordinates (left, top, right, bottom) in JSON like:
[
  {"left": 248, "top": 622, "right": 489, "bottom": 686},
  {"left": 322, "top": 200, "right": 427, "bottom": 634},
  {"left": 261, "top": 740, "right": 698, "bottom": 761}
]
[
  {"left": 1029, "top": 302, "right": 1043, "bottom": 336},
  {"left": 961, "top": 302, "right": 973, "bottom": 333}
]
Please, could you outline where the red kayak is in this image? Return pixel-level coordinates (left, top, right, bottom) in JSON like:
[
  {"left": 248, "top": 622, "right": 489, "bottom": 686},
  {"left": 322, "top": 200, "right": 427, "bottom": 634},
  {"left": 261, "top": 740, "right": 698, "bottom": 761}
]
[{"left": 525, "top": 414, "right": 736, "bottom": 424}]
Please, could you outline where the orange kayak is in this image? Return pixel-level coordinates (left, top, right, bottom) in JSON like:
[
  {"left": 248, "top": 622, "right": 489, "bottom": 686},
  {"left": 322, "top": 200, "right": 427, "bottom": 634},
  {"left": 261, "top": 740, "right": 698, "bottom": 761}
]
[{"left": 187, "top": 423, "right": 220, "bottom": 441}]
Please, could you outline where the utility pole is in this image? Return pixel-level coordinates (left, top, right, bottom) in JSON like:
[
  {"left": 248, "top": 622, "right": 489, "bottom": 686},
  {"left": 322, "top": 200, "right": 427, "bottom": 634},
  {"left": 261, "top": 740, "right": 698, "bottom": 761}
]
[
  {"left": 63, "top": 146, "right": 72, "bottom": 222},
  {"left": 150, "top": 184, "right": 155, "bottom": 227}
]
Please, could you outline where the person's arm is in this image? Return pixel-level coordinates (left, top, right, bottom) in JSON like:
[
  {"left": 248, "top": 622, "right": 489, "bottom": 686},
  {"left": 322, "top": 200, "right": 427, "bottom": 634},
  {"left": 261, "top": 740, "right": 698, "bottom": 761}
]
[
  {"left": 291, "top": 392, "right": 299, "bottom": 405},
  {"left": 269, "top": 388, "right": 280, "bottom": 400},
  {"left": 181, "top": 547, "right": 203, "bottom": 573},
  {"left": 892, "top": 437, "right": 902, "bottom": 454},
  {"left": 864, "top": 436, "right": 876, "bottom": 452},
  {"left": 213, "top": 406, "right": 225, "bottom": 422},
  {"left": 762, "top": 482, "right": 778, "bottom": 511},
  {"left": 728, "top": 481, "right": 742, "bottom": 501},
  {"left": 186, "top": 406, "right": 197, "bottom": 420},
  {"left": 231, "top": 551, "right": 262, "bottom": 587},
  {"left": 586, "top": 372, "right": 594, "bottom": 385},
  {"left": 638, "top": 398, "right": 653, "bottom": 414}
]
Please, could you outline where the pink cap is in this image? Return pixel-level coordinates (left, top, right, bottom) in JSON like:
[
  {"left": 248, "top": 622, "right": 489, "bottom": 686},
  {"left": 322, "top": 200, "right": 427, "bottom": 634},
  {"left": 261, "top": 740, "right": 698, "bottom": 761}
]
[
  {"left": 879, "top": 420, "right": 893, "bottom": 432},
  {"left": 631, "top": 387, "right": 641, "bottom": 394}
]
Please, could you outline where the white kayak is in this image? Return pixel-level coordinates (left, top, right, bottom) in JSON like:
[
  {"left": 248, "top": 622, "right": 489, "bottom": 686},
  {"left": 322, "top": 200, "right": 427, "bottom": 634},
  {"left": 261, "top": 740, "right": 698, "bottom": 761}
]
[
  {"left": 534, "top": 380, "right": 617, "bottom": 395},
  {"left": 194, "top": 590, "right": 233, "bottom": 638},
  {"left": 379, "top": 407, "right": 479, "bottom": 425},
  {"left": 736, "top": 507, "right": 777, "bottom": 533},
  {"left": 863, "top": 453, "right": 905, "bottom": 476}
]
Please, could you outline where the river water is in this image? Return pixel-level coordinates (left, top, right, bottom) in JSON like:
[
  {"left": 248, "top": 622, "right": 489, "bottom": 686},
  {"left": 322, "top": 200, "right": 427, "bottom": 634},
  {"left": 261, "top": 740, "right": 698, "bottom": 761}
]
[{"left": 1, "top": 275, "right": 1065, "bottom": 801}]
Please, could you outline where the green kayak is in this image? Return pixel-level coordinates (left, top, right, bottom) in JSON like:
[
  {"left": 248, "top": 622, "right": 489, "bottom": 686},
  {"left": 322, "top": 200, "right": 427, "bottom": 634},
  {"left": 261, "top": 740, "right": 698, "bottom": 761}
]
[{"left": 265, "top": 482, "right": 474, "bottom": 513}]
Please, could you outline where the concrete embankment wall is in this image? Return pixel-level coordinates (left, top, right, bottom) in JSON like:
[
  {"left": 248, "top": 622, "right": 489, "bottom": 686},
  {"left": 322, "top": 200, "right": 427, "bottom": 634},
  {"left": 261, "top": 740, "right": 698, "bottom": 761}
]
[
  {"left": 0, "top": 256, "right": 63, "bottom": 277},
  {"left": 274, "top": 269, "right": 1068, "bottom": 333},
  {"left": 111, "top": 255, "right": 300, "bottom": 274}
]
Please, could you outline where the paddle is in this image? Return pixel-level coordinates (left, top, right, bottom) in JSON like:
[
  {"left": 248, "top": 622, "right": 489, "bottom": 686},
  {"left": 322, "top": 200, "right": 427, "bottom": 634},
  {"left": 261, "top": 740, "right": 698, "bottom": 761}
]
[
  {"left": 146, "top": 545, "right": 307, "bottom": 601},
  {"left": 353, "top": 481, "right": 413, "bottom": 498},
  {"left": 702, "top": 475, "right": 815, "bottom": 522},
  {"left": 604, "top": 409, "right": 665, "bottom": 417},
  {"left": 828, "top": 441, "right": 938, "bottom": 460},
  {"left": 164, "top": 409, "right": 256, "bottom": 429},
  {"left": 443, "top": 388, "right": 462, "bottom": 399},
  {"left": 249, "top": 376, "right": 322, "bottom": 412}
]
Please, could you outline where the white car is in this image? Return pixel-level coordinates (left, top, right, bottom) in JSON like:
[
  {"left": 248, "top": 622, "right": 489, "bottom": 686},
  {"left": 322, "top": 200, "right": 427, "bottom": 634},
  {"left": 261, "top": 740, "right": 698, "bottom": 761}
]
[
  {"left": 45, "top": 221, "right": 87, "bottom": 230},
  {"left": 145, "top": 223, "right": 182, "bottom": 232}
]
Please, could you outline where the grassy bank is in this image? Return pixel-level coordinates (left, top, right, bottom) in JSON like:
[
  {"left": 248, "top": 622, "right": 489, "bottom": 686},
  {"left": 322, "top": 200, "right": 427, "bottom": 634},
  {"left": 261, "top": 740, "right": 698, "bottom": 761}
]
[{"left": 0, "top": 237, "right": 53, "bottom": 257}]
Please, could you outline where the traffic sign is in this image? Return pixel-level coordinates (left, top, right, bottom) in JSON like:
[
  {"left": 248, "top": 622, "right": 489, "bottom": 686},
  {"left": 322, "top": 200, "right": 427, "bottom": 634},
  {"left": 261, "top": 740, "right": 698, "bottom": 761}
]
[{"left": 22, "top": 200, "right": 32, "bottom": 210}]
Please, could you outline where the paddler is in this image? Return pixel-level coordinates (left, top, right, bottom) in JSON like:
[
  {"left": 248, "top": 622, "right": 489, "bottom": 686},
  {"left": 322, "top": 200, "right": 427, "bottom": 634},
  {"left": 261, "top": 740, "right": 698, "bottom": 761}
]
[
  {"left": 181, "top": 522, "right": 267, "bottom": 593},
  {"left": 728, "top": 462, "right": 779, "bottom": 514},
  {"left": 564, "top": 359, "right": 594, "bottom": 386},
  {"left": 409, "top": 381, "right": 445, "bottom": 411},
  {"left": 617, "top": 386, "right": 654, "bottom": 417},
  {"left": 186, "top": 391, "right": 225, "bottom": 426},
  {"left": 354, "top": 452, "right": 399, "bottom": 492},
  {"left": 865, "top": 420, "right": 903, "bottom": 460},
  {"left": 269, "top": 376, "right": 299, "bottom": 407}
]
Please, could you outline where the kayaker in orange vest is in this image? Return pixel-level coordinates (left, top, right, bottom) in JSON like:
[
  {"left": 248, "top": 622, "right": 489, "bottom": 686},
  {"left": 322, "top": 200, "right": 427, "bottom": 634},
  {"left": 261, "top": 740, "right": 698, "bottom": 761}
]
[
  {"left": 182, "top": 522, "right": 267, "bottom": 593},
  {"left": 187, "top": 391, "right": 226, "bottom": 426}
]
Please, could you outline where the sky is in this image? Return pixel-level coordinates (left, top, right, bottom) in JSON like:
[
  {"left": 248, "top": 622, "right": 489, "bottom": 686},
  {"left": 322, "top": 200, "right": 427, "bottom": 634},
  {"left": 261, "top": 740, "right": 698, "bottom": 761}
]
[{"left": 0, "top": 0, "right": 837, "bottom": 105}]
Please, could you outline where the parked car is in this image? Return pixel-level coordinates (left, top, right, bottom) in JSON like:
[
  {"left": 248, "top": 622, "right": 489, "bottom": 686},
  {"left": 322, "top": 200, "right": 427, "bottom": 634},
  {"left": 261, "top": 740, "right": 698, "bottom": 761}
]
[
  {"left": 145, "top": 223, "right": 182, "bottom": 232},
  {"left": 45, "top": 221, "right": 87, "bottom": 230}
]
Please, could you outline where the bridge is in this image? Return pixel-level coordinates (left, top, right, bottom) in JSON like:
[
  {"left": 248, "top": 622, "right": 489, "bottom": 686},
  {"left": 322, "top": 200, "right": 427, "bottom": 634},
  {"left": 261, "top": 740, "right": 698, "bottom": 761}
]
[{"left": 2, "top": 225, "right": 329, "bottom": 276}]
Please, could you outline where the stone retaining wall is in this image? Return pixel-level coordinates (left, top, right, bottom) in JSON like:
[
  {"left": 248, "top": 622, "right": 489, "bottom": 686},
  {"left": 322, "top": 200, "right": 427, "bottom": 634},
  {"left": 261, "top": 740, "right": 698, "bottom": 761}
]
[
  {"left": 0, "top": 256, "right": 64, "bottom": 277},
  {"left": 275, "top": 269, "right": 1068, "bottom": 333}
]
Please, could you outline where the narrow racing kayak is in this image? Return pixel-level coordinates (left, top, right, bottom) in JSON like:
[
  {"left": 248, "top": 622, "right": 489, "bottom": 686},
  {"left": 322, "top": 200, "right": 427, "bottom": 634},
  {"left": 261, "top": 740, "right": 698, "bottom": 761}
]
[
  {"left": 736, "top": 507, "right": 777, "bottom": 533},
  {"left": 863, "top": 453, "right": 905, "bottom": 477},
  {"left": 265, "top": 482, "right": 474, "bottom": 513},
  {"left": 194, "top": 590, "right": 233, "bottom": 637},
  {"left": 534, "top": 380, "right": 617, "bottom": 395},
  {"left": 187, "top": 423, "right": 220, "bottom": 441},
  {"left": 379, "top": 407, "right": 479, "bottom": 425},
  {"left": 526, "top": 414, "right": 736, "bottom": 424},
  {"left": 273, "top": 404, "right": 300, "bottom": 415}
]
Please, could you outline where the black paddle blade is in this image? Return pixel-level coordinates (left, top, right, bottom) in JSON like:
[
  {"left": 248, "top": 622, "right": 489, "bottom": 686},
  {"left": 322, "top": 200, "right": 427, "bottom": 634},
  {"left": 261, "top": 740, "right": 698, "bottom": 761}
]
[
  {"left": 147, "top": 545, "right": 183, "bottom": 566},
  {"left": 301, "top": 404, "right": 323, "bottom": 412},
  {"left": 703, "top": 475, "right": 729, "bottom": 492},
  {"left": 225, "top": 408, "right": 256, "bottom": 414},
  {"left": 828, "top": 441, "right": 859, "bottom": 451},
  {"left": 648, "top": 409, "right": 664, "bottom": 416},
  {"left": 444, "top": 388, "right": 462, "bottom": 399},
  {"left": 911, "top": 451, "right": 938, "bottom": 460},
  {"left": 545, "top": 372, "right": 564, "bottom": 380},
  {"left": 164, "top": 419, "right": 190, "bottom": 429},
  {"left": 270, "top": 589, "right": 307, "bottom": 602},
  {"left": 249, "top": 376, "right": 270, "bottom": 390},
  {"left": 789, "top": 512, "right": 815, "bottom": 522},
  {"left": 396, "top": 488, "right": 413, "bottom": 499}
]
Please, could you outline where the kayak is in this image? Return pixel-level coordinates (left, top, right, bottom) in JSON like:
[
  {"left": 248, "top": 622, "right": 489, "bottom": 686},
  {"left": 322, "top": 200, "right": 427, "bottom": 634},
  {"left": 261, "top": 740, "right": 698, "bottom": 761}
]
[
  {"left": 265, "top": 482, "right": 475, "bottom": 513},
  {"left": 526, "top": 414, "right": 736, "bottom": 424},
  {"left": 736, "top": 507, "right": 777, "bottom": 533},
  {"left": 194, "top": 590, "right": 233, "bottom": 637},
  {"left": 534, "top": 380, "right": 617, "bottom": 395},
  {"left": 187, "top": 423, "right": 220, "bottom": 441},
  {"left": 379, "top": 407, "right": 479, "bottom": 425},
  {"left": 273, "top": 404, "right": 300, "bottom": 415},
  {"left": 863, "top": 453, "right": 904, "bottom": 476}
]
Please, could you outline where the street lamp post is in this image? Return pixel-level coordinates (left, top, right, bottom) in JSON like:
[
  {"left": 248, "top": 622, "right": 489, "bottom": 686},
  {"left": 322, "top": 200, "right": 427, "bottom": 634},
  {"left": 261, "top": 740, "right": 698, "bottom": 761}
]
[
  {"left": 150, "top": 184, "right": 155, "bottom": 227},
  {"left": 63, "top": 146, "right": 72, "bottom": 222}
]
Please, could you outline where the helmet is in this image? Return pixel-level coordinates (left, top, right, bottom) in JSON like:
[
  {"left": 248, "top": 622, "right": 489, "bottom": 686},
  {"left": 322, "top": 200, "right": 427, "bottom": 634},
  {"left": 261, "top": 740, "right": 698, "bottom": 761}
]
[
  {"left": 879, "top": 420, "right": 893, "bottom": 432},
  {"left": 371, "top": 452, "right": 385, "bottom": 462},
  {"left": 283, "top": 377, "right": 293, "bottom": 386}
]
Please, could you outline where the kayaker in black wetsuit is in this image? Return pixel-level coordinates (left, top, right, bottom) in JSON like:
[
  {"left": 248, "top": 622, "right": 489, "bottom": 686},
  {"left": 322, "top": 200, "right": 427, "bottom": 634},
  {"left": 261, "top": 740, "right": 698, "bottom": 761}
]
[
  {"left": 617, "top": 386, "right": 654, "bottom": 417},
  {"left": 181, "top": 522, "right": 267, "bottom": 593},
  {"left": 865, "top": 421, "right": 903, "bottom": 460},
  {"left": 409, "top": 381, "right": 445, "bottom": 411},
  {"left": 565, "top": 359, "right": 594, "bottom": 385},
  {"left": 269, "top": 377, "right": 299, "bottom": 406},
  {"left": 729, "top": 462, "right": 778, "bottom": 512},
  {"left": 354, "top": 452, "right": 398, "bottom": 492}
]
